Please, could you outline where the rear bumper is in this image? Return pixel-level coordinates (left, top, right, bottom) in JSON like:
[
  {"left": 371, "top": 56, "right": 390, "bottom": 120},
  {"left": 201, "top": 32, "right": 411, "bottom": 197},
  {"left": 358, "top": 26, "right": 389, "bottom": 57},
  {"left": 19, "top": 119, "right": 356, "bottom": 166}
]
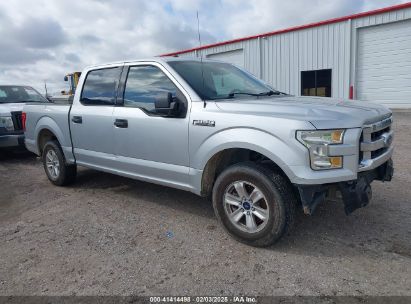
[
  {"left": 0, "top": 134, "right": 25, "bottom": 148},
  {"left": 296, "top": 159, "right": 394, "bottom": 215},
  {"left": 24, "top": 138, "right": 40, "bottom": 155}
]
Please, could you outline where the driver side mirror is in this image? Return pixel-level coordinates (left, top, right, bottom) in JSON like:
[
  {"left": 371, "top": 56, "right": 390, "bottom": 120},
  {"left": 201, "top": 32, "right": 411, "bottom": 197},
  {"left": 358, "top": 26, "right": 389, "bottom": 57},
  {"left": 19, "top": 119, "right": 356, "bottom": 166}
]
[{"left": 154, "top": 92, "right": 181, "bottom": 116}]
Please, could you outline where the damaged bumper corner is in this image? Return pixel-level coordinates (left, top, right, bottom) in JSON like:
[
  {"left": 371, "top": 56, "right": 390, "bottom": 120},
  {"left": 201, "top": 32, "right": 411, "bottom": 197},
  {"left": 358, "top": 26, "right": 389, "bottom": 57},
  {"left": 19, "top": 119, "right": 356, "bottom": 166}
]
[{"left": 296, "top": 159, "right": 394, "bottom": 216}]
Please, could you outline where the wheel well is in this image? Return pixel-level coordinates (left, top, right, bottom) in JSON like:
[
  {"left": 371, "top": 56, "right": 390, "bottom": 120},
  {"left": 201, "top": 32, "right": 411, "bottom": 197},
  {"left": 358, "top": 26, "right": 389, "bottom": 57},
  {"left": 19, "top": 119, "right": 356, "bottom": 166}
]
[
  {"left": 37, "top": 129, "right": 58, "bottom": 155},
  {"left": 201, "top": 148, "right": 289, "bottom": 197}
]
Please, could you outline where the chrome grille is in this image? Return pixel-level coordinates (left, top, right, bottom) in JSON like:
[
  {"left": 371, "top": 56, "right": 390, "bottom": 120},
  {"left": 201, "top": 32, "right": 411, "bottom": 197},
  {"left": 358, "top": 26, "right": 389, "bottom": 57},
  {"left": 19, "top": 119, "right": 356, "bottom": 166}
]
[{"left": 359, "top": 116, "right": 393, "bottom": 170}]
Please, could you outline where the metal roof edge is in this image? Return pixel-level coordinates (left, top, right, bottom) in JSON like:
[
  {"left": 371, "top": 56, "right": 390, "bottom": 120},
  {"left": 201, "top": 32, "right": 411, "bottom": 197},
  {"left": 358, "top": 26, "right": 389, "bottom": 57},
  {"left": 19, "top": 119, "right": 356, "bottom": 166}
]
[{"left": 160, "top": 2, "right": 411, "bottom": 56}]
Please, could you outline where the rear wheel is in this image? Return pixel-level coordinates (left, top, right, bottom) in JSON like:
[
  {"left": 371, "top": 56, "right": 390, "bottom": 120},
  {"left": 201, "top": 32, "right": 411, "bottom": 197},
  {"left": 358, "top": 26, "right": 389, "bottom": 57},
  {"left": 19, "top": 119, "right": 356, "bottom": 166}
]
[
  {"left": 212, "top": 162, "right": 297, "bottom": 247},
  {"left": 42, "top": 140, "right": 76, "bottom": 186}
]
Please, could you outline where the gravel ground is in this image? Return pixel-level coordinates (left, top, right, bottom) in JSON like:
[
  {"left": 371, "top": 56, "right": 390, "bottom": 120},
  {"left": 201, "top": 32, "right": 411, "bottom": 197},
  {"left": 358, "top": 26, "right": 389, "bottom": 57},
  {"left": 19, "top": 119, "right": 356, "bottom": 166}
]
[{"left": 0, "top": 112, "right": 410, "bottom": 296}]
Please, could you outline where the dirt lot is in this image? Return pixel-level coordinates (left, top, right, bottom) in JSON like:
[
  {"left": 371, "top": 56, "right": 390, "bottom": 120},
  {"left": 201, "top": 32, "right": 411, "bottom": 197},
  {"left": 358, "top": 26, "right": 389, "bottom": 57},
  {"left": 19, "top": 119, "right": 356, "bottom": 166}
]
[{"left": 0, "top": 112, "right": 410, "bottom": 296}]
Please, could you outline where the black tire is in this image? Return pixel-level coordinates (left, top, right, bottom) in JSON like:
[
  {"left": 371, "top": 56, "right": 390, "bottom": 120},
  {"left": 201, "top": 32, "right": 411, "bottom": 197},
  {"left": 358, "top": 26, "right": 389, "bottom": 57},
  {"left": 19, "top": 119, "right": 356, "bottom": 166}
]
[
  {"left": 212, "top": 162, "right": 297, "bottom": 247},
  {"left": 42, "top": 140, "right": 77, "bottom": 186}
]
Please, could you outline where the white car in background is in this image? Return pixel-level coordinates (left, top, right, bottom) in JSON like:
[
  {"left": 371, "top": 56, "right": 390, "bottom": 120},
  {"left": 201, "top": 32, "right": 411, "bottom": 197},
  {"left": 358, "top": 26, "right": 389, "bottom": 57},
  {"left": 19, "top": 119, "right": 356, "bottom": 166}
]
[{"left": 0, "top": 85, "right": 48, "bottom": 149}]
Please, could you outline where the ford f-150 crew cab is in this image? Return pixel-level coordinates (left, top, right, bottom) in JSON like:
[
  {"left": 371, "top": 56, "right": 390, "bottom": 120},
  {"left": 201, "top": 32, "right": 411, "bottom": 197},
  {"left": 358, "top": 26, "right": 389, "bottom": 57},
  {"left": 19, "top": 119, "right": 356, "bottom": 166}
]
[{"left": 23, "top": 58, "right": 394, "bottom": 247}]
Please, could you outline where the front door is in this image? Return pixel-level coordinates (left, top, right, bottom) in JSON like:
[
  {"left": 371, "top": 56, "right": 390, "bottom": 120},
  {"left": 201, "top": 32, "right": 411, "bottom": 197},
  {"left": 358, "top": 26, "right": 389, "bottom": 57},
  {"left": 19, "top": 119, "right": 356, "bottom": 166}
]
[{"left": 112, "top": 63, "right": 191, "bottom": 189}]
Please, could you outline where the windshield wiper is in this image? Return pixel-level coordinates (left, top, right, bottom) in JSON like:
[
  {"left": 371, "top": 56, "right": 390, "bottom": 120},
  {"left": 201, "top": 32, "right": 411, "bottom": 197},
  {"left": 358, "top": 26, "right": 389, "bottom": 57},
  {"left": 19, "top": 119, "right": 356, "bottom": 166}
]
[
  {"left": 258, "top": 90, "right": 286, "bottom": 96},
  {"left": 208, "top": 90, "right": 286, "bottom": 101},
  {"left": 227, "top": 92, "right": 260, "bottom": 98},
  {"left": 206, "top": 93, "right": 258, "bottom": 100},
  {"left": 227, "top": 90, "right": 285, "bottom": 98}
]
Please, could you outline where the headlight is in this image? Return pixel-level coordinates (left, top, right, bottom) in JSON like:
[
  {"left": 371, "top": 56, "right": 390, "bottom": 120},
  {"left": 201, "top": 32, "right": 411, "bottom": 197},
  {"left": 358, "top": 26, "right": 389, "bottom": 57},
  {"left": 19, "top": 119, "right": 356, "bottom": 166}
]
[
  {"left": 296, "top": 129, "right": 345, "bottom": 170},
  {"left": 0, "top": 116, "right": 14, "bottom": 132}
]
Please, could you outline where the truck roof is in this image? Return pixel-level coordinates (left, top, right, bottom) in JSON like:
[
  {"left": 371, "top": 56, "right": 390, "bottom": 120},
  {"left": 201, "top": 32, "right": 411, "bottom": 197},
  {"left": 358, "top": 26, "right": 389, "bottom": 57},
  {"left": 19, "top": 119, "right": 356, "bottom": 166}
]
[{"left": 83, "top": 56, "right": 219, "bottom": 70}]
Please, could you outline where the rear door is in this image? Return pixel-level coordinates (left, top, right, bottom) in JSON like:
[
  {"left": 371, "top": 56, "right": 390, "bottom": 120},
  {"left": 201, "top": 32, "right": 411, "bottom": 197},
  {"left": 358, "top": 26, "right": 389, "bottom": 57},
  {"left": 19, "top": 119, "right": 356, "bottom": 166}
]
[{"left": 70, "top": 65, "right": 123, "bottom": 168}]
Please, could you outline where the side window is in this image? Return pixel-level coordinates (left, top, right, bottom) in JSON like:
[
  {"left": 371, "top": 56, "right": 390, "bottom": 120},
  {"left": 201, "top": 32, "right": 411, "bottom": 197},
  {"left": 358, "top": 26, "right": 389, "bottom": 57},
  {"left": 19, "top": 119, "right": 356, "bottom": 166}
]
[
  {"left": 123, "top": 65, "right": 178, "bottom": 112},
  {"left": 80, "top": 67, "right": 122, "bottom": 105}
]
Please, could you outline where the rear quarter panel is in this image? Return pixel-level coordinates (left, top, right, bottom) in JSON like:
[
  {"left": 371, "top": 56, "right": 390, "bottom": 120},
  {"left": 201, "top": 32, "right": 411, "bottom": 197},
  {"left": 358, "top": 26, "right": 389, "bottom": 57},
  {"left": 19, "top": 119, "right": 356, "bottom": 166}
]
[{"left": 24, "top": 103, "right": 74, "bottom": 162}]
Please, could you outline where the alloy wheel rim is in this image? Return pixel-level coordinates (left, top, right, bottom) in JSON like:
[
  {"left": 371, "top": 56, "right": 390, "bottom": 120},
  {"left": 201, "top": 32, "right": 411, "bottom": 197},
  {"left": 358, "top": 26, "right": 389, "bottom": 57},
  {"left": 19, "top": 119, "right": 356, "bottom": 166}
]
[
  {"left": 223, "top": 181, "right": 269, "bottom": 233},
  {"left": 46, "top": 150, "right": 60, "bottom": 179}
]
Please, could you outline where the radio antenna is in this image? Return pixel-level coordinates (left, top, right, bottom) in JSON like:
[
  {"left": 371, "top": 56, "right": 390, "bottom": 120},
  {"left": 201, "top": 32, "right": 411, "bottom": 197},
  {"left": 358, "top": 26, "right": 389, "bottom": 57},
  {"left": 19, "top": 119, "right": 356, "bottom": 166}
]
[
  {"left": 196, "top": 11, "right": 207, "bottom": 108},
  {"left": 44, "top": 81, "right": 48, "bottom": 98}
]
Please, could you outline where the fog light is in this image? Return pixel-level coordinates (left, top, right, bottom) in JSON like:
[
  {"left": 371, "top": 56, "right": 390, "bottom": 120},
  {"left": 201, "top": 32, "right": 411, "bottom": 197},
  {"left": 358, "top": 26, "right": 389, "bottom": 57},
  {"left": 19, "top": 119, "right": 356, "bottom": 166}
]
[{"left": 313, "top": 157, "right": 343, "bottom": 169}]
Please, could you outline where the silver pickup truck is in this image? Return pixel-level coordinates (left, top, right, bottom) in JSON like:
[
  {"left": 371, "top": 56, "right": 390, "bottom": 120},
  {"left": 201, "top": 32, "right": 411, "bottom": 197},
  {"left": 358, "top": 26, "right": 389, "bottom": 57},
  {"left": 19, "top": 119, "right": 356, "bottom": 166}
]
[{"left": 23, "top": 58, "right": 394, "bottom": 247}]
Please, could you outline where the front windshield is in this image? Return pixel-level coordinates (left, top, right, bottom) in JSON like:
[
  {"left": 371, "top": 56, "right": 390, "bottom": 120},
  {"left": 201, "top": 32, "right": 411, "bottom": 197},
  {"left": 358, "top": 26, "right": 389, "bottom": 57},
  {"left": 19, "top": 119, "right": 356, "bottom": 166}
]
[
  {"left": 168, "top": 60, "right": 277, "bottom": 100},
  {"left": 0, "top": 85, "right": 47, "bottom": 103}
]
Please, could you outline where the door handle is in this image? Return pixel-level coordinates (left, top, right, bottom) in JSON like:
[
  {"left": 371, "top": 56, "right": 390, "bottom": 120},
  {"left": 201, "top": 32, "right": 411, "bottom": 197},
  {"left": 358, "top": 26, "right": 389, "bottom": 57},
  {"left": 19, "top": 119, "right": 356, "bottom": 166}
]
[
  {"left": 114, "top": 119, "right": 128, "bottom": 128},
  {"left": 71, "top": 116, "right": 82, "bottom": 124}
]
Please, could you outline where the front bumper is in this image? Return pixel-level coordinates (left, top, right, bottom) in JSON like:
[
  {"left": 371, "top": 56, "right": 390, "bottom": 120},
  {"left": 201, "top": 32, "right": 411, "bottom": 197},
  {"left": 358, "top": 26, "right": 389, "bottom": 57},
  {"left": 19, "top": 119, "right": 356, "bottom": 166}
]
[
  {"left": 296, "top": 159, "right": 394, "bottom": 215},
  {"left": 0, "top": 133, "right": 25, "bottom": 148}
]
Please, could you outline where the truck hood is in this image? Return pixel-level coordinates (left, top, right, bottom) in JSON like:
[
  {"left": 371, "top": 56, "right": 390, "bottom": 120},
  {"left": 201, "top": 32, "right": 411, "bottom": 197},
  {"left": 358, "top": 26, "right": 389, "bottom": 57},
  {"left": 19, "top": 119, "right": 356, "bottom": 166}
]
[
  {"left": 0, "top": 103, "right": 25, "bottom": 116},
  {"left": 214, "top": 95, "right": 392, "bottom": 129}
]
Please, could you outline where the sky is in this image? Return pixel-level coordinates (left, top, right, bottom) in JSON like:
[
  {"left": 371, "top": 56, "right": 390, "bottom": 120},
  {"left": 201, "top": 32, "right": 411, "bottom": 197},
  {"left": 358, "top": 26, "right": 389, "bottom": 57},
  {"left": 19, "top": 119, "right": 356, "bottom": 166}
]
[{"left": 0, "top": 0, "right": 408, "bottom": 95}]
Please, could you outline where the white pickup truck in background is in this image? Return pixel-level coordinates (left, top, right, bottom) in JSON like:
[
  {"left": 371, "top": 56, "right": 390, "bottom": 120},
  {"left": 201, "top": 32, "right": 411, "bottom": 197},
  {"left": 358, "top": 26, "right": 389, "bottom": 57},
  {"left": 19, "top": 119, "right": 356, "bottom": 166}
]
[
  {"left": 23, "top": 58, "right": 394, "bottom": 247},
  {"left": 0, "top": 85, "right": 48, "bottom": 149}
]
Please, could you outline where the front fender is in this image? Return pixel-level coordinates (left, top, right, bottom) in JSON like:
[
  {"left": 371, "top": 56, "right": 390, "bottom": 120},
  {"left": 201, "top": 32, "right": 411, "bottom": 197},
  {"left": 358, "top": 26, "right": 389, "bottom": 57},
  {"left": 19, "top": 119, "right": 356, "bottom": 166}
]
[{"left": 191, "top": 127, "right": 307, "bottom": 183}]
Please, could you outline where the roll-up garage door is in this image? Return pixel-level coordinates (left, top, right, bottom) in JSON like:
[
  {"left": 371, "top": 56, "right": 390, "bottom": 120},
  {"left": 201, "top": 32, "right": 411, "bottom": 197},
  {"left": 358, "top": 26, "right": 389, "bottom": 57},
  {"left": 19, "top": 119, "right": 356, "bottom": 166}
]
[{"left": 356, "top": 20, "right": 411, "bottom": 108}]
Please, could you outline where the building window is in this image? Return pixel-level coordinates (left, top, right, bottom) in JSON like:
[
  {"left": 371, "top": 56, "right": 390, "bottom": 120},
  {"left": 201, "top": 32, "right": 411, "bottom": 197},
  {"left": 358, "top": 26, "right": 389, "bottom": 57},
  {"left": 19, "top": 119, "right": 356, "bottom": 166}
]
[{"left": 301, "top": 69, "right": 332, "bottom": 97}]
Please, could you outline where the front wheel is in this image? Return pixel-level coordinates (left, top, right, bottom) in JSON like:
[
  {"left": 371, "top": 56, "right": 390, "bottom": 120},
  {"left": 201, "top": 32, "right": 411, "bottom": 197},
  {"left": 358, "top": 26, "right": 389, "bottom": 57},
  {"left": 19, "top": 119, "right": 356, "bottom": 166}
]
[
  {"left": 42, "top": 140, "right": 77, "bottom": 186},
  {"left": 212, "top": 162, "right": 297, "bottom": 247}
]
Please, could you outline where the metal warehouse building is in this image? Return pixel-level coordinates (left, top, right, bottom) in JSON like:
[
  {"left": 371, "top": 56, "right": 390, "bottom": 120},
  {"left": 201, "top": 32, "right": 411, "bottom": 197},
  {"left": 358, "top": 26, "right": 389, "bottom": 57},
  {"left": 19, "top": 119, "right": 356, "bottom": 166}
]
[{"left": 163, "top": 2, "right": 411, "bottom": 108}]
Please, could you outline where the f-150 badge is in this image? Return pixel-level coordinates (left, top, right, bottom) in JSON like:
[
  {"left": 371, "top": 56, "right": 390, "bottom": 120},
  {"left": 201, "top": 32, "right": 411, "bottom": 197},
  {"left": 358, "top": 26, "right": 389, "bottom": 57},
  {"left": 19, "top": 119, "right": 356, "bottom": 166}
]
[{"left": 193, "top": 120, "right": 215, "bottom": 127}]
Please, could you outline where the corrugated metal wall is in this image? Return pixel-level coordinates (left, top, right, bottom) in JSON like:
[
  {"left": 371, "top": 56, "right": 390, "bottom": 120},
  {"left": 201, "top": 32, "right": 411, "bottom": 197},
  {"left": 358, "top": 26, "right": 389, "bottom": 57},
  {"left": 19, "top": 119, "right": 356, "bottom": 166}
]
[
  {"left": 258, "top": 21, "right": 351, "bottom": 98},
  {"left": 180, "top": 7, "right": 411, "bottom": 100}
]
